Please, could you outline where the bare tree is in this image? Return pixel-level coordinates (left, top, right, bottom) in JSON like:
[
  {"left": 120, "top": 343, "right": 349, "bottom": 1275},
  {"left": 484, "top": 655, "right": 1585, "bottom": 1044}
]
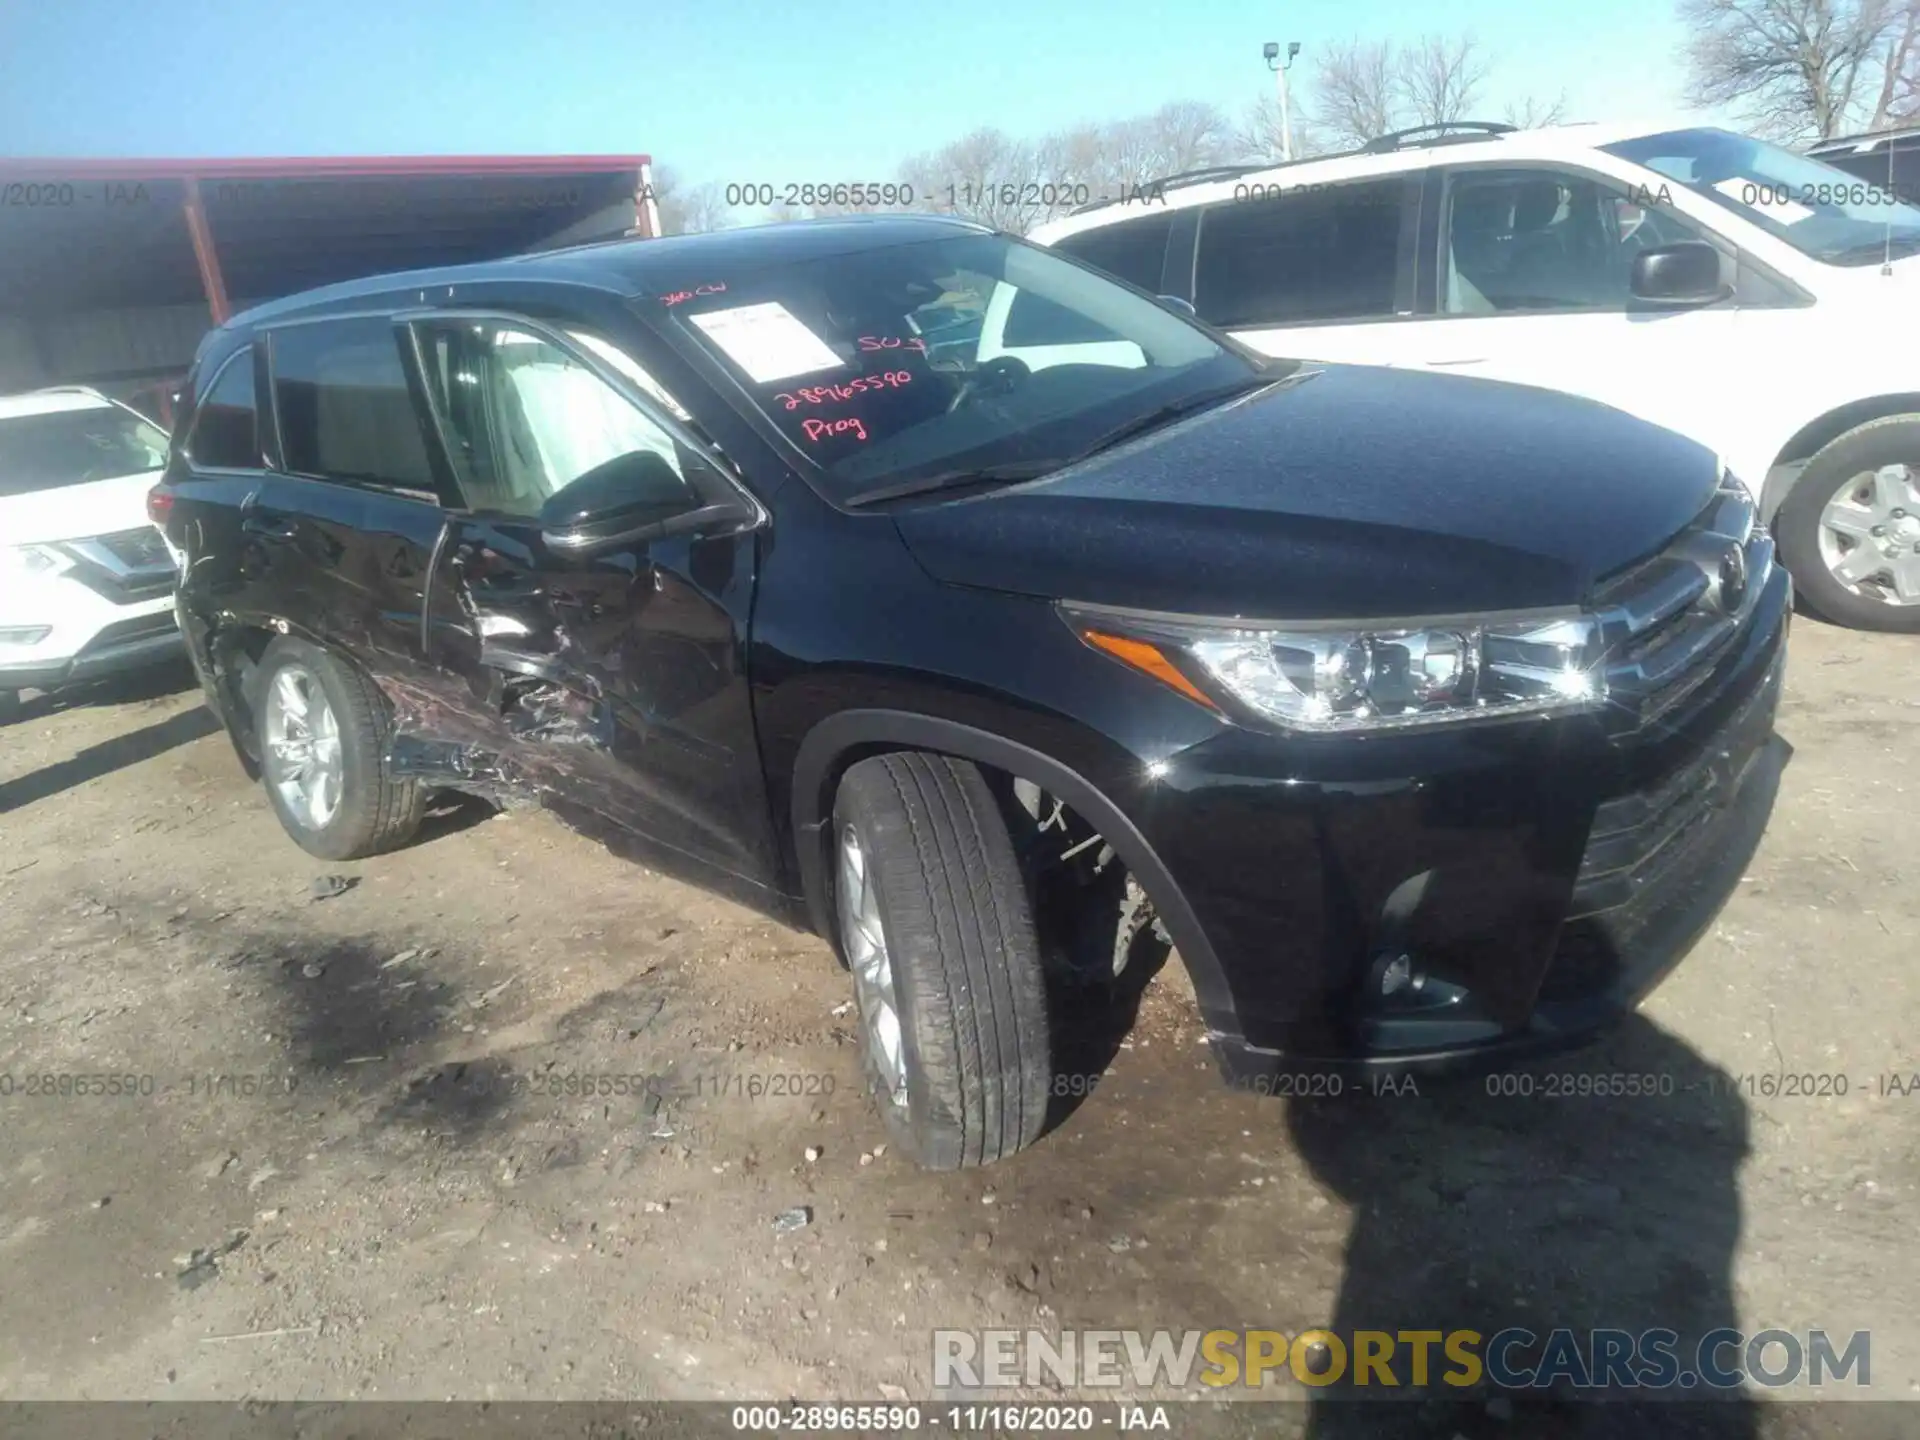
[
  {"left": 1866, "top": 0, "right": 1920, "bottom": 124},
  {"left": 649, "top": 166, "right": 730, "bottom": 235},
  {"left": 1396, "top": 33, "right": 1494, "bottom": 129},
  {"left": 1501, "top": 90, "right": 1572, "bottom": 129},
  {"left": 899, "top": 104, "right": 1240, "bottom": 233},
  {"left": 900, "top": 127, "right": 1050, "bottom": 233},
  {"left": 671, "top": 182, "right": 730, "bottom": 234},
  {"left": 1314, "top": 39, "right": 1400, "bottom": 148},
  {"left": 1236, "top": 93, "right": 1336, "bottom": 160},
  {"left": 1680, "top": 0, "right": 1916, "bottom": 138}
]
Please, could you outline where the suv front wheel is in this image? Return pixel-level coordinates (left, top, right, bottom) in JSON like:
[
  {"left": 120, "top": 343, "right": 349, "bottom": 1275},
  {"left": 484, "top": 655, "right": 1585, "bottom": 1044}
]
[
  {"left": 832, "top": 752, "right": 1052, "bottom": 1169},
  {"left": 1777, "top": 415, "right": 1920, "bottom": 632},
  {"left": 250, "top": 636, "right": 425, "bottom": 860}
]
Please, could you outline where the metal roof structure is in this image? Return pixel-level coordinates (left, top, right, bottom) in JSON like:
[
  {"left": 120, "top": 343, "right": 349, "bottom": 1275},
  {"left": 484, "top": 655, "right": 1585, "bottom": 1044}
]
[{"left": 0, "top": 153, "right": 661, "bottom": 410}]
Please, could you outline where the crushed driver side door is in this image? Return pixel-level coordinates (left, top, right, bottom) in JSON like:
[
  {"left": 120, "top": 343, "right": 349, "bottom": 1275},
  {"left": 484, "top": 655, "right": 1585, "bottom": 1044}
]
[{"left": 398, "top": 310, "right": 783, "bottom": 912}]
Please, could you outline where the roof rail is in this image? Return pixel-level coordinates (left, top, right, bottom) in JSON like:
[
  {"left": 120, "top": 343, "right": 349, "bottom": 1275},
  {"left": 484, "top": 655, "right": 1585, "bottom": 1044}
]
[
  {"left": 1361, "top": 121, "right": 1517, "bottom": 154},
  {"left": 1808, "top": 124, "right": 1920, "bottom": 151},
  {"left": 1066, "top": 160, "right": 1277, "bottom": 216},
  {"left": 1062, "top": 121, "right": 1518, "bottom": 220}
]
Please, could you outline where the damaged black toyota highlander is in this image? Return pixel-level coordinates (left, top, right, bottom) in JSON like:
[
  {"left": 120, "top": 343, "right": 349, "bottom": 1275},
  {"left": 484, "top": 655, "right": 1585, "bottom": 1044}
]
[{"left": 151, "top": 215, "right": 1789, "bottom": 1169}]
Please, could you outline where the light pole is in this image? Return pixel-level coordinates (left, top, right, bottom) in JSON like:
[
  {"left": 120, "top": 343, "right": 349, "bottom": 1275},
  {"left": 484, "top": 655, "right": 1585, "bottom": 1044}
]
[{"left": 1263, "top": 40, "right": 1302, "bottom": 162}]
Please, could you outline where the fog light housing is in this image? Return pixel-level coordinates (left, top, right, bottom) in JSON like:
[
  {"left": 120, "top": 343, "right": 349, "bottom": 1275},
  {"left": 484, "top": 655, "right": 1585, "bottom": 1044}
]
[{"left": 0, "top": 626, "right": 52, "bottom": 646}]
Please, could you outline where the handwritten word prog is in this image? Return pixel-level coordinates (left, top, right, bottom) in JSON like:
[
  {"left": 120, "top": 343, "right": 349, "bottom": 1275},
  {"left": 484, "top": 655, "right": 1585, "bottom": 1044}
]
[{"left": 801, "top": 416, "right": 869, "bottom": 443}]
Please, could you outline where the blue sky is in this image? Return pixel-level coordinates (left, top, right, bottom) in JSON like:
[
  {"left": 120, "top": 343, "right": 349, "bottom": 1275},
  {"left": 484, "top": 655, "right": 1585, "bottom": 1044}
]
[{"left": 0, "top": 0, "right": 1720, "bottom": 197}]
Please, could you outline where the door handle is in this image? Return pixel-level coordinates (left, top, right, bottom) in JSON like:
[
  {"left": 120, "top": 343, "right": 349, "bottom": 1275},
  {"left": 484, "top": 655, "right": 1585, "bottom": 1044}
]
[{"left": 1424, "top": 357, "right": 1488, "bottom": 368}]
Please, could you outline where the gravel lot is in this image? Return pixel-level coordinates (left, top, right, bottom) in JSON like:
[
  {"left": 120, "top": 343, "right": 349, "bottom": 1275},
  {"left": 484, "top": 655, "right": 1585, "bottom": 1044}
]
[{"left": 0, "top": 615, "right": 1915, "bottom": 1436}]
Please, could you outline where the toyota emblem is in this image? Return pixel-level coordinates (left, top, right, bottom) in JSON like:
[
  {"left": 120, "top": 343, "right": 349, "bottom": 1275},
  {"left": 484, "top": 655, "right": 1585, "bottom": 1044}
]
[{"left": 1717, "top": 544, "right": 1749, "bottom": 613}]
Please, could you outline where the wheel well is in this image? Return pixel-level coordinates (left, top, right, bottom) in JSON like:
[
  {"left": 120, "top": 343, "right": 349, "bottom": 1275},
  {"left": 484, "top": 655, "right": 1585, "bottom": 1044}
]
[
  {"left": 208, "top": 622, "right": 277, "bottom": 773},
  {"left": 789, "top": 710, "right": 1238, "bottom": 1031},
  {"left": 1772, "top": 394, "right": 1920, "bottom": 470}
]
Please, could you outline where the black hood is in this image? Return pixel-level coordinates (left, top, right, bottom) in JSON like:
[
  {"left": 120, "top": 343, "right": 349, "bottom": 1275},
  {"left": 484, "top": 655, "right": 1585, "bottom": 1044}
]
[{"left": 891, "top": 363, "right": 1721, "bottom": 619}]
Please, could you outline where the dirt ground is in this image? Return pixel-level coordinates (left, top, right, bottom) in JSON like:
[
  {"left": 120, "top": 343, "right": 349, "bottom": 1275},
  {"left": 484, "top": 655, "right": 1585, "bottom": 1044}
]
[{"left": 0, "top": 615, "right": 1915, "bottom": 1435}]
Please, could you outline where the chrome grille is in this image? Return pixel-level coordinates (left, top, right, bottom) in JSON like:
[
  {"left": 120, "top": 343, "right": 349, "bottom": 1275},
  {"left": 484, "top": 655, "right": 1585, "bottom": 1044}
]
[
  {"left": 93, "top": 526, "right": 172, "bottom": 570},
  {"left": 1592, "top": 479, "right": 1774, "bottom": 731},
  {"left": 60, "top": 526, "right": 178, "bottom": 603}
]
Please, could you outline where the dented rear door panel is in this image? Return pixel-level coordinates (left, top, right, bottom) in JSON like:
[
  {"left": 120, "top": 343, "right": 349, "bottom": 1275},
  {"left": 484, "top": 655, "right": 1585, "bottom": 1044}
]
[{"left": 408, "top": 514, "right": 780, "bottom": 903}]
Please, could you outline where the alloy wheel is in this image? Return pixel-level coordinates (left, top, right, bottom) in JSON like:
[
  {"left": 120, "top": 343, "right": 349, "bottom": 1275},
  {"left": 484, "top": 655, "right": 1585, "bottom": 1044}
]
[
  {"left": 838, "top": 823, "right": 907, "bottom": 1110},
  {"left": 262, "top": 664, "right": 343, "bottom": 830}
]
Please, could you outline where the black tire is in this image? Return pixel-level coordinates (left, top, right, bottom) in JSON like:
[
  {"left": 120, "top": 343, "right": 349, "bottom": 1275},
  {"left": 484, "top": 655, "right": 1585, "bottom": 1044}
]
[
  {"left": 1776, "top": 414, "right": 1920, "bottom": 633},
  {"left": 249, "top": 636, "right": 425, "bottom": 861},
  {"left": 832, "top": 752, "right": 1051, "bottom": 1170}
]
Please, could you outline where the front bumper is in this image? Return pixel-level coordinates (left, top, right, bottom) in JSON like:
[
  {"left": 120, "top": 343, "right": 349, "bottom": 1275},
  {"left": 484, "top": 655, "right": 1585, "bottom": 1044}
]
[
  {"left": 1140, "top": 558, "right": 1791, "bottom": 1075},
  {"left": 0, "top": 543, "right": 182, "bottom": 692},
  {"left": 0, "top": 608, "right": 184, "bottom": 690}
]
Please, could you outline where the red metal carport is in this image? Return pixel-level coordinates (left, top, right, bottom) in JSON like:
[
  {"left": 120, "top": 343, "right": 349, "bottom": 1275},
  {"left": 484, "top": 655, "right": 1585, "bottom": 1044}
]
[{"left": 0, "top": 154, "right": 658, "bottom": 421}]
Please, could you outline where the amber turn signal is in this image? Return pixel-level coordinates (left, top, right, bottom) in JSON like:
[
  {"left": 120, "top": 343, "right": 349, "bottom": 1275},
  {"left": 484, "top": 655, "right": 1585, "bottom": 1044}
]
[{"left": 1079, "top": 629, "right": 1220, "bottom": 712}]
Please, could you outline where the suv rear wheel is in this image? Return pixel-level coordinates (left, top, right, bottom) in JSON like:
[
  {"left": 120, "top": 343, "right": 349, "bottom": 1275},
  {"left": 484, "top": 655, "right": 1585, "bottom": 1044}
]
[
  {"left": 1777, "top": 416, "right": 1920, "bottom": 632},
  {"left": 250, "top": 636, "right": 425, "bottom": 860},
  {"left": 832, "top": 752, "right": 1051, "bottom": 1169}
]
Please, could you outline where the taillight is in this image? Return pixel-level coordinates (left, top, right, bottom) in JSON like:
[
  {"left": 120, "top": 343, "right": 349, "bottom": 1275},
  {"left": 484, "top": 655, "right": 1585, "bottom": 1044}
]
[{"left": 147, "top": 485, "right": 174, "bottom": 527}]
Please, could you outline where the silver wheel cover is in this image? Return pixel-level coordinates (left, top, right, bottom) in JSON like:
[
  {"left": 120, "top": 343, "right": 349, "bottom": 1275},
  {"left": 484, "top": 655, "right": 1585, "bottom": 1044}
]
[
  {"left": 838, "top": 824, "right": 907, "bottom": 1109},
  {"left": 262, "top": 664, "right": 344, "bottom": 830},
  {"left": 1818, "top": 463, "right": 1920, "bottom": 607}
]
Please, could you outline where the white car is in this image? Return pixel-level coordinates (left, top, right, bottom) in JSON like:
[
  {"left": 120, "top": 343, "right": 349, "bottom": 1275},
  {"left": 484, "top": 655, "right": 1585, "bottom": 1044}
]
[
  {"left": 1023, "top": 121, "right": 1920, "bottom": 631},
  {"left": 0, "top": 387, "right": 182, "bottom": 715}
]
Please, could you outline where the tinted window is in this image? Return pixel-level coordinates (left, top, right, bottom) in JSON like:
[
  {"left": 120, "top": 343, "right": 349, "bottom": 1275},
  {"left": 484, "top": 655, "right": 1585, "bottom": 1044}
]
[
  {"left": 1604, "top": 127, "right": 1920, "bottom": 266},
  {"left": 412, "top": 320, "right": 699, "bottom": 521},
  {"left": 187, "top": 351, "right": 259, "bottom": 470},
  {"left": 1053, "top": 211, "right": 1177, "bottom": 291},
  {"left": 1443, "top": 168, "right": 1717, "bottom": 315},
  {"left": 271, "top": 318, "right": 435, "bottom": 491},
  {"left": 1194, "top": 180, "right": 1404, "bottom": 327},
  {"left": 0, "top": 400, "right": 170, "bottom": 496}
]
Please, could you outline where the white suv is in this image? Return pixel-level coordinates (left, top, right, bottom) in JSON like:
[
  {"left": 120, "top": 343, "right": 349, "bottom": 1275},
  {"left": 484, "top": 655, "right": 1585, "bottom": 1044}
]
[
  {"left": 1024, "top": 121, "right": 1920, "bottom": 631},
  {"left": 0, "top": 387, "right": 182, "bottom": 715}
]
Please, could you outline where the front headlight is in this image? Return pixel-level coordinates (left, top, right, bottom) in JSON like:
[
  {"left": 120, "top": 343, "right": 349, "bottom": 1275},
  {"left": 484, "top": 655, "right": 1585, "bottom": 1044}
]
[
  {"left": 0, "top": 544, "right": 72, "bottom": 580},
  {"left": 1061, "top": 602, "right": 1607, "bottom": 733}
]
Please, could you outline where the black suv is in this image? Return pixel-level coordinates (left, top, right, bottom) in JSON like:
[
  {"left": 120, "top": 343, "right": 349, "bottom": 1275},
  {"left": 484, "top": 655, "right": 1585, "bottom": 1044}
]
[{"left": 151, "top": 215, "right": 1790, "bottom": 1169}]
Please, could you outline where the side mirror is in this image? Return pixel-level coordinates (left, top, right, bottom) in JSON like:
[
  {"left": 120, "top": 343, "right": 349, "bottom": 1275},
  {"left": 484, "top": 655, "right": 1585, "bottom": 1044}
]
[
  {"left": 1630, "top": 242, "right": 1732, "bottom": 307},
  {"left": 537, "top": 450, "right": 748, "bottom": 554},
  {"left": 1157, "top": 295, "right": 1198, "bottom": 318}
]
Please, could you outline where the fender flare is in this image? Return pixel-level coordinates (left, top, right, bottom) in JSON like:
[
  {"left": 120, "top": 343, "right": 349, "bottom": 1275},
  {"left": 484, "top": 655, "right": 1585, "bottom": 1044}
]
[{"left": 789, "top": 708, "right": 1240, "bottom": 1035}]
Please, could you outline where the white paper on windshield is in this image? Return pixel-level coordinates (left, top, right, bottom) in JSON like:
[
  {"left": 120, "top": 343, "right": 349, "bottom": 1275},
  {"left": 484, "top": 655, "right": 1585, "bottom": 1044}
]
[
  {"left": 1714, "top": 177, "right": 1815, "bottom": 225},
  {"left": 689, "top": 302, "right": 845, "bottom": 384}
]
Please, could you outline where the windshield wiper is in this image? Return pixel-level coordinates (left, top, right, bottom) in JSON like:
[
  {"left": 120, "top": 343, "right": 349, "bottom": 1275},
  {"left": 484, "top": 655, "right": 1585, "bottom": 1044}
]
[
  {"left": 1064, "top": 376, "right": 1279, "bottom": 466},
  {"left": 841, "top": 460, "right": 1062, "bottom": 509}
]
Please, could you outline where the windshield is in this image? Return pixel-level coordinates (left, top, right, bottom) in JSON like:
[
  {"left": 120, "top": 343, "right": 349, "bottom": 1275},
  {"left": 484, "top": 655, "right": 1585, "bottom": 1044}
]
[
  {"left": 1604, "top": 127, "right": 1920, "bottom": 266},
  {"left": 653, "top": 232, "right": 1269, "bottom": 502},
  {"left": 0, "top": 402, "right": 170, "bottom": 498}
]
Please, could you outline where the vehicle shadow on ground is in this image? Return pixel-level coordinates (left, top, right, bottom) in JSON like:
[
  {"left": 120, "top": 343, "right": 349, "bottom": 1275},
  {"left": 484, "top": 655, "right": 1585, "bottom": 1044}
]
[
  {"left": 0, "top": 704, "right": 220, "bottom": 814},
  {"left": 1284, "top": 1013, "right": 1753, "bottom": 1439},
  {"left": 2, "top": 656, "right": 199, "bottom": 723}
]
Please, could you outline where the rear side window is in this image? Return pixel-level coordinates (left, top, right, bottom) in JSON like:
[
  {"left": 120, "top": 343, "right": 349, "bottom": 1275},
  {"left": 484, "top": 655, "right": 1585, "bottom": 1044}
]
[
  {"left": 270, "top": 317, "right": 436, "bottom": 492},
  {"left": 187, "top": 350, "right": 260, "bottom": 470},
  {"left": 1052, "top": 211, "right": 1177, "bottom": 292},
  {"left": 1194, "top": 179, "right": 1404, "bottom": 327}
]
